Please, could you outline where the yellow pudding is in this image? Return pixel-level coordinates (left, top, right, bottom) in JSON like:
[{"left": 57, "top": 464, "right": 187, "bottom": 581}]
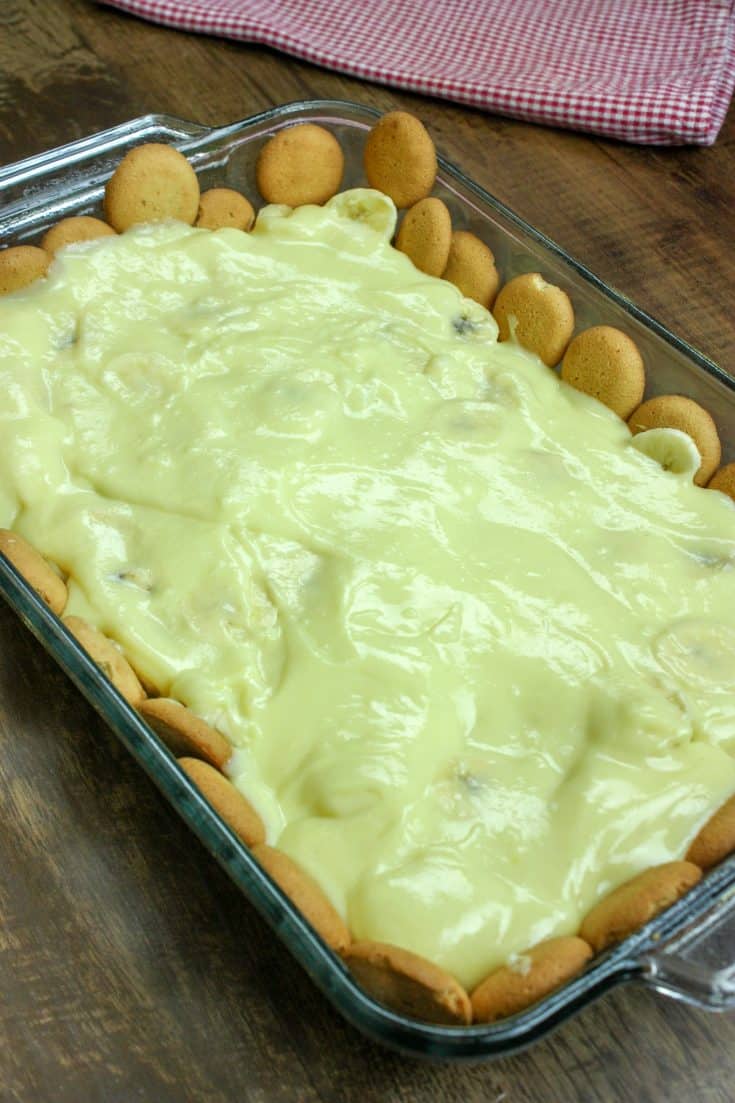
[{"left": 2, "top": 191, "right": 735, "bottom": 989}]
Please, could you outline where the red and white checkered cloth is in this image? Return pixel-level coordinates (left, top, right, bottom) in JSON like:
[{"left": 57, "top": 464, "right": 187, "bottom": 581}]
[{"left": 101, "top": 0, "right": 735, "bottom": 145}]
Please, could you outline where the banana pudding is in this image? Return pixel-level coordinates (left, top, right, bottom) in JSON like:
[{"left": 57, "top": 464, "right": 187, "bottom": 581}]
[{"left": 1, "top": 189, "right": 735, "bottom": 993}]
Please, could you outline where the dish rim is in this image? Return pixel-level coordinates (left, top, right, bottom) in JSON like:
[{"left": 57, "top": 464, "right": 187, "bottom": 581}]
[{"left": 1, "top": 97, "right": 734, "bottom": 1060}]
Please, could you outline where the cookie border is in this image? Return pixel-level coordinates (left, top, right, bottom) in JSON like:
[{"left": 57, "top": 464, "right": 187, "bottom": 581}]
[
  {"left": 0, "top": 529, "right": 67, "bottom": 615},
  {"left": 251, "top": 844, "right": 350, "bottom": 953},
  {"left": 560, "top": 325, "right": 645, "bottom": 420},
  {"left": 363, "top": 110, "right": 437, "bottom": 209},
  {"left": 63, "top": 615, "right": 146, "bottom": 707},
  {"left": 579, "top": 861, "right": 702, "bottom": 953},
  {"left": 179, "top": 757, "right": 265, "bottom": 848},
  {"left": 344, "top": 940, "right": 472, "bottom": 1025},
  {"left": 255, "top": 123, "right": 345, "bottom": 208},
  {"left": 0, "top": 245, "right": 50, "bottom": 295},
  {"left": 627, "top": 394, "right": 721, "bottom": 486},
  {"left": 492, "top": 271, "right": 575, "bottom": 367},
  {"left": 139, "top": 697, "right": 231, "bottom": 770},
  {"left": 686, "top": 794, "right": 735, "bottom": 870},
  {"left": 470, "top": 936, "right": 593, "bottom": 1023}
]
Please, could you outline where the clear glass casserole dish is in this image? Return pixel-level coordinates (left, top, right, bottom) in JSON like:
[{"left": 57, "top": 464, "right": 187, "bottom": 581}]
[{"left": 1, "top": 99, "right": 734, "bottom": 1061}]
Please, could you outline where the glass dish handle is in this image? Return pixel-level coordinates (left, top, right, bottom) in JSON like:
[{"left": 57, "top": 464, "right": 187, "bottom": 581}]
[
  {"left": 0, "top": 113, "right": 210, "bottom": 241},
  {"left": 0, "top": 113, "right": 207, "bottom": 189},
  {"left": 638, "top": 883, "right": 735, "bottom": 1012}
]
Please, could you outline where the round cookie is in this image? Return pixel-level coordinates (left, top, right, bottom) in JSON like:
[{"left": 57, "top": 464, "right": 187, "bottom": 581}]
[
  {"left": 708, "top": 463, "right": 735, "bottom": 502},
  {"left": 0, "top": 530, "right": 67, "bottom": 615},
  {"left": 627, "top": 395, "right": 720, "bottom": 486},
  {"left": 492, "top": 272, "right": 575, "bottom": 367},
  {"left": 0, "top": 246, "right": 49, "bottom": 295},
  {"left": 179, "top": 758, "right": 265, "bottom": 848},
  {"left": 470, "top": 937, "right": 593, "bottom": 1023},
  {"left": 344, "top": 941, "right": 471, "bottom": 1025},
  {"left": 364, "top": 111, "right": 437, "bottom": 209},
  {"left": 252, "top": 844, "right": 350, "bottom": 953},
  {"left": 63, "top": 615, "right": 145, "bottom": 706},
  {"left": 195, "top": 188, "right": 255, "bottom": 232},
  {"left": 256, "top": 124, "right": 344, "bottom": 207},
  {"left": 561, "top": 325, "right": 645, "bottom": 419},
  {"left": 686, "top": 794, "right": 735, "bottom": 870},
  {"left": 442, "top": 230, "right": 499, "bottom": 308},
  {"left": 104, "top": 143, "right": 200, "bottom": 232},
  {"left": 580, "top": 861, "right": 702, "bottom": 953},
  {"left": 139, "top": 698, "right": 231, "bottom": 770},
  {"left": 42, "top": 216, "right": 116, "bottom": 255},
  {"left": 395, "top": 197, "right": 452, "bottom": 277}
]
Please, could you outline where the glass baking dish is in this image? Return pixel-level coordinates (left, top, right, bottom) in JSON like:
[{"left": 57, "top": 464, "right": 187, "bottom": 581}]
[{"left": 1, "top": 99, "right": 735, "bottom": 1061}]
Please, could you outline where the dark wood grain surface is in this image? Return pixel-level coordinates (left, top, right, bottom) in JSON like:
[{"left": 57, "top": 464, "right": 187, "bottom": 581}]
[{"left": 2, "top": 2, "right": 735, "bottom": 1100}]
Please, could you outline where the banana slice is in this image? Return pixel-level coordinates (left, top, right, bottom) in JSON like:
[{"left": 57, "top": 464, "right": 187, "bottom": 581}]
[
  {"left": 630, "top": 427, "right": 701, "bottom": 481},
  {"left": 655, "top": 618, "right": 735, "bottom": 690},
  {"left": 326, "top": 188, "right": 397, "bottom": 240}
]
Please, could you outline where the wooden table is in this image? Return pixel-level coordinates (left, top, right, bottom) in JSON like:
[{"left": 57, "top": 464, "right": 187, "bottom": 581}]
[{"left": 2, "top": 2, "right": 735, "bottom": 1099}]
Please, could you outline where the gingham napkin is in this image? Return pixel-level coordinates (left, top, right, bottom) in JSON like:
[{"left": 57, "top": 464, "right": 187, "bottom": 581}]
[{"left": 101, "top": 0, "right": 735, "bottom": 145}]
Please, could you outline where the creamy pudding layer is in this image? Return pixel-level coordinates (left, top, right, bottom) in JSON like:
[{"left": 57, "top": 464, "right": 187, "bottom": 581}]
[{"left": 2, "top": 192, "right": 735, "bottom": 988}]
